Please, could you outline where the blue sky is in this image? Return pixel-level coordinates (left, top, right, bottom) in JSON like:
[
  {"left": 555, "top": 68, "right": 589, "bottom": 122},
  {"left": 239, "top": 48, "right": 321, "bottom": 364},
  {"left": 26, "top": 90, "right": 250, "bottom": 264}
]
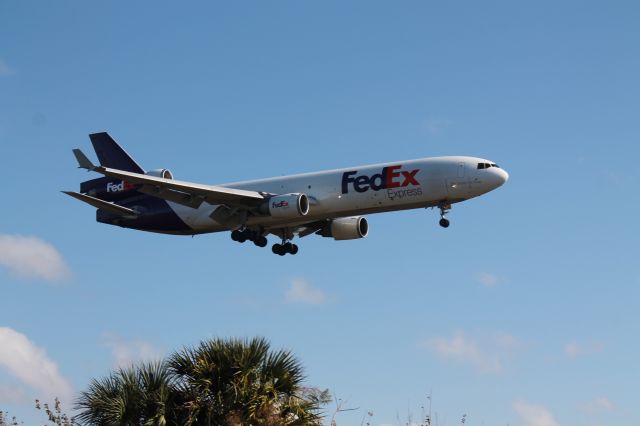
[{"left": 1, "top": 1, "right": 639, "bottom": 425}]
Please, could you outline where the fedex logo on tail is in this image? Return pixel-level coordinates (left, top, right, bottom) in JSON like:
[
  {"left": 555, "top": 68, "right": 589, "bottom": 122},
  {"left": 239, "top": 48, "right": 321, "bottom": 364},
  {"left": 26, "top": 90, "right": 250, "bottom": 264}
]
[
  {"left": 341, "top": 165, "right": 420, "bottom": 194},
  {"left": 106, "top": 181, "right": 136, "bottom": 193}
]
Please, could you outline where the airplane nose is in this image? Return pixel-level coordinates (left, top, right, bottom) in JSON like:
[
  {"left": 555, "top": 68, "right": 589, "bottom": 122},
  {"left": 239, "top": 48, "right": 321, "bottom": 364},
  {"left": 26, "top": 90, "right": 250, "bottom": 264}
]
[
  {"left": 490, "top": 168, "right": 509, "bottom": 188},
  {"left": 498, "top": 168, "right": 509, "bottom": 184}
]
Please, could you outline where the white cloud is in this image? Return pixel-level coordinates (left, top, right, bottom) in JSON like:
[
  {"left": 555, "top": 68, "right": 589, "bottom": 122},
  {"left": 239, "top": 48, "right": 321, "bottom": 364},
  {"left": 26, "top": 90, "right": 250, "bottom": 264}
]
[
  {"left": 476, "top": 272, "right": 500, "bottom": 288},
  {"left": 284, "top": 278, "right": 327, "bottom": 305},
  {"left": 579, "top": 396, "right": 615, "bottom": 414},
  {"left": 422, "top": 330, "right": 521, "bottom": 373},
  {"left": 513, "top": 400, "right": 558, "bottom": 426},
  {"left": 495, "top": 332, "right": 521, "bottom": 351},
  {"left": 564, "top": 342, "right": 581, "bottom": 357},
  {"left": 0, "top": 59, "right": 15, "bottom": 76},
  {"left": 0, "top": 234, "right": 71, "bottom": 282},
  {"left": 102, "top": 333, "right": 162, "bottom": 368},
  {"left": 0, "top": 327, "right": 73, "bottom": 403},
  {"left": 564, "top": 341, "right": 604, "bottom": 358},
  {"left": 593, "top": 397, "right": 615, "bottom": 411}
]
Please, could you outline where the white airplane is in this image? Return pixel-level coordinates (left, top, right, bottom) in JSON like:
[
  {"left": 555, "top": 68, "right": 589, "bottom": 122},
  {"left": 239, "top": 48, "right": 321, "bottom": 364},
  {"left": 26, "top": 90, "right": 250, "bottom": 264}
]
[{"left": 65, "top": 133, "right": 508, "bottom": 255}]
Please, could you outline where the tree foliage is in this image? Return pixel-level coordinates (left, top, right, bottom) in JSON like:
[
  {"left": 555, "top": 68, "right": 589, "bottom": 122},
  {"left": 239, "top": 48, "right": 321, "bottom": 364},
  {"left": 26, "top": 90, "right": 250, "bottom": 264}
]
[
  {"left": 1, "top": 398, "right": 76, "bottom": 426},
  {"left": 75, "top": 337, "right": 329, "bottom": 425}
]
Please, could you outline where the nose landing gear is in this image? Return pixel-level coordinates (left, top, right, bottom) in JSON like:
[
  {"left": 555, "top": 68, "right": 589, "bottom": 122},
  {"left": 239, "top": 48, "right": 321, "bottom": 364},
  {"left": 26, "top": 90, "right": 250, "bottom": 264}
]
[{"left": 438, "top": 203, "right": 451, "bottom": 228}]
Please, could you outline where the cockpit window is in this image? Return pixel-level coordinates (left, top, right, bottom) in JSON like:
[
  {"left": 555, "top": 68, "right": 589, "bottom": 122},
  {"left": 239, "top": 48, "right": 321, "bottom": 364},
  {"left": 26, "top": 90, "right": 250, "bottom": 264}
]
[{"left": 478, "top": 163, "right": 500, "bottom": 169}]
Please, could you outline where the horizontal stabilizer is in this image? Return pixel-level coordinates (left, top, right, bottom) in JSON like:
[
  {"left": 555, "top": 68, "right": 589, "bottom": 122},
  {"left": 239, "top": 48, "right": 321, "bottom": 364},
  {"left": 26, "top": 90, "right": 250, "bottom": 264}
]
[
  {"left": 73, "top": 149, "right": 97, "bottom": 171},
  {"left": 63, "top": 191, "right": 138, "bottom": 217}
]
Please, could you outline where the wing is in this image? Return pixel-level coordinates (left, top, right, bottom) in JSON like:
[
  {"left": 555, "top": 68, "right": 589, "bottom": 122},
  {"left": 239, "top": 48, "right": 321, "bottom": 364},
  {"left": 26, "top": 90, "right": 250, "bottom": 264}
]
[{"left": 73, "top": 149, "right": 266, "bottom": 209}]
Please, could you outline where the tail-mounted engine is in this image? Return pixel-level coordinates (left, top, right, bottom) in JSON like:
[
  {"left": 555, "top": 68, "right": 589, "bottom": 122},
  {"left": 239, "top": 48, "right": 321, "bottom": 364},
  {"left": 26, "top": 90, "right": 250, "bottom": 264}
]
[
  {"left": 261, "top": 193, "right": 310, "bottom": 219},
  {"left": 318, "top": 216, "right": 369, "bottom": 240},
  {"left": 145, "top": 169, "right": 174, "bottom": 179}
]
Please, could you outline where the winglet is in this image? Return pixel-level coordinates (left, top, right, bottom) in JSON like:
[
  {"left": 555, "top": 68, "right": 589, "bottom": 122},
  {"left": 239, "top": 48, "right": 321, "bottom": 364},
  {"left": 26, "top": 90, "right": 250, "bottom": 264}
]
[{"left": 73, "top": 149, "right": 97, "bottom": 171}]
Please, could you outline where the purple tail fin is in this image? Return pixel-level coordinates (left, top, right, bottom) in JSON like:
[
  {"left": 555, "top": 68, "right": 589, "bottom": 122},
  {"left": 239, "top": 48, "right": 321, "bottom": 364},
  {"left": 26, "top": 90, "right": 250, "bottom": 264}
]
[{"left": 89, "top": 132, "right": 144, "bottom": 173}]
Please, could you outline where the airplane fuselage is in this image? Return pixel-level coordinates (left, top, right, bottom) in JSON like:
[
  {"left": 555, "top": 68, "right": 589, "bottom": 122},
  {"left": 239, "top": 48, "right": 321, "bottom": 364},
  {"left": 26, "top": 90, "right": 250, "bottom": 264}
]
[{"left": 103, "top": 156, "right": 508, "bottom": 235}]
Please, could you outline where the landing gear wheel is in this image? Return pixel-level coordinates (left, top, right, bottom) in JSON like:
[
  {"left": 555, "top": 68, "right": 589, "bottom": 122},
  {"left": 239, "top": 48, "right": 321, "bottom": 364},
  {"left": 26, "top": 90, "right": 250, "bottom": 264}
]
[
  {"left": 271, "top": 241, "right": 299, "bottom": 255},
  {"left": 254, "top": 236, "right": 268, "bottom": 247},
  {"left": 272, "top": 244, "right": 285, "bottom": 256},
  {"left": 231, "top": 230, "right": 241, "bottom": 242},
  {"left": 437, "top": 203, "right": 452, "bottom": 229}
]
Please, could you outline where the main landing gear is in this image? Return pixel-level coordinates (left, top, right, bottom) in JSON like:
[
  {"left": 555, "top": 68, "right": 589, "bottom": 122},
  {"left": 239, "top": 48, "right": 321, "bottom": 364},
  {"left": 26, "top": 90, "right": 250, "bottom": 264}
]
[
  {"left": 231, "top": 229, "right": 268, "bottom": 247},
  {"left": 271, "top": 241, "right": 298, "bottom": 256},
  {"left": 438, "top": 203, "right": 451, "bottom": 228},
  {"left": 230, "top": 228, "right": 299, "bottom": 255}
]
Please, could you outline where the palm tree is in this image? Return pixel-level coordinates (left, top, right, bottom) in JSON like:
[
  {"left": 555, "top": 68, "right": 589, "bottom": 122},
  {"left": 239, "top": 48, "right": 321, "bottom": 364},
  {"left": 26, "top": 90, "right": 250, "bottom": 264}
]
[
  {"left": 75, "top": 361, "right": 177, "bottom": 425},
  {"left": 168, "top": 337, "right": 328, "bottom": 425},
  {"left": 75, "top": 337, "right": 328, "bottom": 426}
]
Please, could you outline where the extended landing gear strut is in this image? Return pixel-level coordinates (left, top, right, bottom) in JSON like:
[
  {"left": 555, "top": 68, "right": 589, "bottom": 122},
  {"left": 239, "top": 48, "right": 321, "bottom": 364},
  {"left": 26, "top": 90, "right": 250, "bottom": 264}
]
[
  {"left": 231, "top": 229, "right": 268, "bottom": 247},
  {"left": 231, "top": 228, "right": 299, "bottom": 255},
  {"left": 269, "top": 228, "right": 299, "bottom": 256},
  {"left": 272, "top": 240, "right": 298, "bottom": 256},
  {"left": 438, "top": 203, "right": 451, "bottom": 228}
]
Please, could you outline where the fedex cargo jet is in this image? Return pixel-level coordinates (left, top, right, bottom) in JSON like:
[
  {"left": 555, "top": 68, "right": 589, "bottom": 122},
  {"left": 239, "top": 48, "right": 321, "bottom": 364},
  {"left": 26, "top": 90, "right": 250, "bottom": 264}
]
[{"left": 65, "top": 133, "right": 508, "bottom": 255}]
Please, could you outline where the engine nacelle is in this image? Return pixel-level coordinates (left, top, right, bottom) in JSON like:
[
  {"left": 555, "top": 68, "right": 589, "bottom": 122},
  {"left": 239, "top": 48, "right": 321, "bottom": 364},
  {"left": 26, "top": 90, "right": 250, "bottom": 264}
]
[
  {"left": 319, "top": 216, "right": 369, "bottom": 240},
  {"left": 262, "top": 193, "right": 310, "bottom": 218},
  {"left": 146, "top": 169, "right": 174, "bottom": 179}
]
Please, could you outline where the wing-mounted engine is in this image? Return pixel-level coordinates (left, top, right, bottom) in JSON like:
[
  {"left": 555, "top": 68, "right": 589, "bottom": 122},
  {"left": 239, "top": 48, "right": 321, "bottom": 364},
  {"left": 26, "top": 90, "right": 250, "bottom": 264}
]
[
  {"left": 318, "top": 216, "right": 368, "bottom": 240},
  {"left": 261, "top": 193, "right": 310, "bottom": 218},
  {"left": 146, "top": 169, "right": 174, "bottom": 179}
]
